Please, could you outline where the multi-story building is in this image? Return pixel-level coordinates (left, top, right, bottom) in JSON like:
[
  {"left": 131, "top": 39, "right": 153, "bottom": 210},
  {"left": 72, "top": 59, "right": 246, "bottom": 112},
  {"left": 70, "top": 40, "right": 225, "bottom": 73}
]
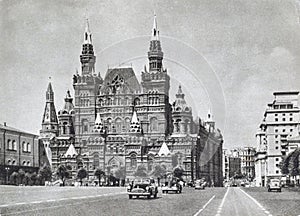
[
  {"left": 0, "top": 123, "right": 41, "bottom": 184},
  {"left": 255, "top": 91, "right": 300, "bottom": 186},
  {"left": 238, "top": 147, "right": 255, "bottom": 179},
  {"left": 39, "top": 16, "right": 223, "bottom": 186}
]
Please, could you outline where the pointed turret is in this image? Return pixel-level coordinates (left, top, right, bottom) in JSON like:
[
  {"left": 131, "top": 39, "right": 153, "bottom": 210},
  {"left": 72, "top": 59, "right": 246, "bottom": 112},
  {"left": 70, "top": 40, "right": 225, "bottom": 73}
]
[
  {"left": 148, "top": 14, "right": 163, "bottom": 72},
  {"left": 64, "top": 143, "right": 78, "bottom": 158},
  {"left": 206, "top": 108, "right": 215, "bottom": 132},
  {"left": 93, "top": 113, "right": 105, "bottom": 133},
  {"left": 58, "top": 90, "right": 75, "bottom": 136},
  {"left": 80, "top": 19, "right": 96, "bottom": 75},
  {"left": 129, "top": 110, "right": 142, "bottom": 133},
  {"left": 40, "top": 82, "right": 59, "bottom": 138},
  {"left": 158, "top": 142, "right": 171, "bottom": 156},
  {"left": 172, "top": 85, "right": 193, "bottom": 134}
]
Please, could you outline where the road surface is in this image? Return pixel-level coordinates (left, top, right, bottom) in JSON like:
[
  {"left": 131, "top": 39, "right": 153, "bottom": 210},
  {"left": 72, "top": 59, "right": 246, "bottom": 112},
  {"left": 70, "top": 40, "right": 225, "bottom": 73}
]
[{"left": 0, "top": 186, "right": 299, "bottom": 215}]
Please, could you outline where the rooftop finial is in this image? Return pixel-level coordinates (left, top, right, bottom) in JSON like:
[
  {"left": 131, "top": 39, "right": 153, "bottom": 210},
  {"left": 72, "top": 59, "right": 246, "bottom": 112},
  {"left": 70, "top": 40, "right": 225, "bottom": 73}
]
[
  {"left": 151, "top": 14, "right": 159, "bottom": 41},
  {"left": 84, "top": 18, "right": 92, "bottom": 44}
]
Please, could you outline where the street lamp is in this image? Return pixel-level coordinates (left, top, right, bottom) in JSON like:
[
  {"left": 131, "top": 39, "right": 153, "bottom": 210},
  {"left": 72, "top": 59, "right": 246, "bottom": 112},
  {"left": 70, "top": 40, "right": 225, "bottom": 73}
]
[{"left": 5, "top": 167, "right": 10, "bottom": 185}]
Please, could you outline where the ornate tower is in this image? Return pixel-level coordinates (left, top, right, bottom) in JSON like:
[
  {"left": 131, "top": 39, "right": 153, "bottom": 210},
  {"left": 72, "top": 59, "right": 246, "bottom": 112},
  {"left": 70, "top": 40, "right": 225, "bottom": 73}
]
[
  {"left": 57, "top": 90, "right": 75, "bottom": 137},
  {"left": 172, "top": 85, "right": 193, "bottom": 134},
  {"left": 80, "top": 19, "right": 96, "bottom": 75},
  {"left": 40, "top": 82, "right": 59, "bottom": 138},
  {"left": 73, "top": 19, "right": 103, "bottom": 148},
  {"left": 141, "top": 15, "right": 172, "bottom": 137}
]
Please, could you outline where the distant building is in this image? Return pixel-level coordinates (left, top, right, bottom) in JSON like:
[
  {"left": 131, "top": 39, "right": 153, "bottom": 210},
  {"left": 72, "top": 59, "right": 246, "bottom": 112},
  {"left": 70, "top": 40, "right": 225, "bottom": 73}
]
[
  {"left": 222, "top": 149, "right": 242, "bottom": 180},
  {"left": 229, "top": 157, "right": 241, "bottom": 178},
  {"left": 255, "top": 91, "right": 300, "bottom": 186},
  {"left": 0, "top": 123, "right": 41, "bottom": 184},
  {"left": 238, "top": 147, "right": 256, "bottom": 179},
  {"left": 222, "top": 149, "right": 230, "bottom": 181}
]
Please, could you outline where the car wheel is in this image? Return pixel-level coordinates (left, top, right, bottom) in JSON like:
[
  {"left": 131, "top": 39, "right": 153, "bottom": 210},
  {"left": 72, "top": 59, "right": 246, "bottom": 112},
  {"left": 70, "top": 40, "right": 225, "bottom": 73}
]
[
  {"left": 147, "top": 195, "right": 151, "bottom": 199},
  {"left": 278, "top": 189, "right": 281, "bottom": 192},
  {"left": 129, "top": 195, "right": 132, "bottom": 199},
  {"left": 268, "top": 188, "right": 270, "bottom": 192}
]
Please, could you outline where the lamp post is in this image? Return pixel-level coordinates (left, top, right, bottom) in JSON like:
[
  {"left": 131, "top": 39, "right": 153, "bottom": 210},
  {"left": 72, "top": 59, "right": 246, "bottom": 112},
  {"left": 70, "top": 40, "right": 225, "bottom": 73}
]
[{"left": 5, "top": 167, "right": 10, "bottom": 185}]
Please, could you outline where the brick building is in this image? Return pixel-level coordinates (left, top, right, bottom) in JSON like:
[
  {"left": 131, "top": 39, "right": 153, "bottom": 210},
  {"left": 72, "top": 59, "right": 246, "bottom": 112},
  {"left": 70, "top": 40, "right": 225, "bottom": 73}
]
[{"left": 39, "top": 16, "right": 223, "bottom": 186}]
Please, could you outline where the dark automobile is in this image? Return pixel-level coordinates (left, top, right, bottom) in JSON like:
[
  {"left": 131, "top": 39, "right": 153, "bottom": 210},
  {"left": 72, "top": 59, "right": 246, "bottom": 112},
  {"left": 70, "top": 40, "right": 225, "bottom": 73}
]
[
  {"left": 231, "top": 182, "right": 238, "bottom": 187},
  {"left": 127, "top": 180, "right": 158, "bottom": 199}
]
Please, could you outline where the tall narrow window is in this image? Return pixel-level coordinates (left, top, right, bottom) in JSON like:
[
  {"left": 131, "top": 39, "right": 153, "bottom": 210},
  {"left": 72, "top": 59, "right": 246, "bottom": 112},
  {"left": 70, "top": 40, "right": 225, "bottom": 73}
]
[
  {"left": 150, "top": 117, "right": 158, "bottom": 132},
  {"left": 130, "top": 154, "right": 137, "bottom": 168},
  {"left": 115, "top": 118, "right": 122, "bottom": 133}
]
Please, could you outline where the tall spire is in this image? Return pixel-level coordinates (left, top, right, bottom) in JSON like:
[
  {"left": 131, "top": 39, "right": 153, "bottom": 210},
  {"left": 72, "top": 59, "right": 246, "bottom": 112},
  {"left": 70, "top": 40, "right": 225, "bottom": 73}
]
[
  {"left": 151, "top": 14, "right": 159, "bottom": 41},
  {"left": 46, "top": 82, "right": 54, "bottom": 102},
  {"left": 40, "top": 82, "right": 59, "bottom": 138},
  {"left": 84, "top": 19, "right": 92, "bottom": 44}
]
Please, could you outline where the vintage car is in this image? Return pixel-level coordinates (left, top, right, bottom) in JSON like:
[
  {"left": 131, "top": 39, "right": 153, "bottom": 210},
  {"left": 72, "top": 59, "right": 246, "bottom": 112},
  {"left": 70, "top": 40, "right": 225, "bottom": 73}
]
[
  {"left": 267, "top": 179, "right": 281, "bottom": 192},
  {"left": 127, "top": 179, "right": 158, "bottom": 199},
  {"left": 195, "top": 179, "right": 206, "bottom": 190},
  {"left": 162, "top": 180, "right": 182, "bottom": 194}
]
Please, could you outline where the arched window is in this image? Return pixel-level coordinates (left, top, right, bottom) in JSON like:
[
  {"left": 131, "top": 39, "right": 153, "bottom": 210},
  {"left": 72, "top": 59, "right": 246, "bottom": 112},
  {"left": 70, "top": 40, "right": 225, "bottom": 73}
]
[
  {"left": 7, "top": 139, "right": 11, "bottom": 150},
  {"left": 27, "top": 161, "right": 30, "bottom": 166},
  {"left": 130, "top": 154, "right": 137, "bottom": 168},
  {"left": 115, "top": 118, "right": 122, "bottom": 133},
  {"left": 175, "top": 119, "right": 181, "bottom": 133},
  {"left": 107, "top": 118, "right": 112, "bottom": 132},
  {"left": 27, "top": 143, "right": 31, "bottom": 152},
  {"left": 125, "top": 97, "right": 130, "bottom": 105},
  {"left": 22, "top": 141, "right": 27, "bottom": 152},
  {"left": 184, "top": 119, "right": 189, "bottom": 133},
  {"left": 82, "top": 119, "right": 89, "bottom": 133},
  {"left": 125, "top": 118, "right": 131, "bottom": 132},
  {"left": 77, "top": 162, "right": 83, "bottom": 169},
  {"left": 93, "top": 154, "right": 99, "bottom": 169},
  {"left": 150, "top": 117, "right": 158, "bottom": 132},
  {"left": 63, "top": 122, "right": 68, "bottom": 134},
  {"left": 107, "top": 98, "right": 112, "bottom": 105},
  {"left": 134, "top": 98, "right": 140, "bottom": 106},
  {"left": 12, "top": 140, "right": 17, "bottom": 150}
]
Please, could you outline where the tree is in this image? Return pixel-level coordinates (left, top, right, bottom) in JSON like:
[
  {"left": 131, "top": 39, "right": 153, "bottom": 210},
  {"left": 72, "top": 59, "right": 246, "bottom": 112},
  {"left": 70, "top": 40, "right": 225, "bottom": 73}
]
[
  {"left": 77, "top": 168, "right": 88, "bottom": 186},
  {"left": 173, "top": 167, "right": 184, "bottom": 180},
  {"left": 151, "top": 165, "right": 167, "bottom": 185},
  {"left": 10, "top": 172, "right": 19, "bottom": 185},
  {"left": 24, "top": 172, "right": 31, "bottom": 185},
  {"left": 134, "top": 165, "right": 147, "bottom": 177},
  {"left": 30, "top": 172, "right": 37, "bottom": 185},
  {"left": 39, "top": 165, "right": 52, "bottom": 182},
  {"left": 56, "top": 165, "right": 70, "bottom": 186},
  {"left": 18, "top": 169, "right": 25, "bottom": 185},
  {"left": 94, "top": 168, "right": 105, "bottom": 186},
  {"left": 281, "top": 148, "right": 300, "bottom": 185},
  {"left": 114, "top": 167, "right": 126, "bottom": 186}
]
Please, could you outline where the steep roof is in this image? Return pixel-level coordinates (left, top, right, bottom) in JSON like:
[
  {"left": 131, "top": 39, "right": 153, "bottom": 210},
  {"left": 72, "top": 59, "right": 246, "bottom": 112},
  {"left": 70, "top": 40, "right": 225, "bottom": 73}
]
[
  {"left": 64, "top": 144, "right": 78, "bottom": 157},
  {"left": 158, "top": 142, "right": 171, "bottom": 156},
  {"left": 101, "top": 67, "right": 141, "bottom": 94}
]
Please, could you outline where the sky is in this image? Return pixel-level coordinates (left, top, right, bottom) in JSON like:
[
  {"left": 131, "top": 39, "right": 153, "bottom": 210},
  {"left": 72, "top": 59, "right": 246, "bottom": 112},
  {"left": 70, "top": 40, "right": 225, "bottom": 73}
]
[{"left": 1, "top": 0, "right": 300, "bottom": 149}]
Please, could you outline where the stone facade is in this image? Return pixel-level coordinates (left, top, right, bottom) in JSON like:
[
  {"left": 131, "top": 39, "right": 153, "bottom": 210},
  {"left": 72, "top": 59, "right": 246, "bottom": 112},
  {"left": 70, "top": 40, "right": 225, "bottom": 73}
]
[
  {"left": 0, "top": 123, "right": 41, "bottom": 184},
  {"left": 255, "top": 91, "right": 300, "bottom": 186},
  {"left": 39, "top": 16, "right": 223, "bottom": 185}
]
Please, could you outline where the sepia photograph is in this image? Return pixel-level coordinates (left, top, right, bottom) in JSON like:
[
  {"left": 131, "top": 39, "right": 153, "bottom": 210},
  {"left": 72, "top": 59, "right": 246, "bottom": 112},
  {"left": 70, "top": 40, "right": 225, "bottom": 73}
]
[{"left": 0, "top": 0, "right": 299, "bottom": 215}]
